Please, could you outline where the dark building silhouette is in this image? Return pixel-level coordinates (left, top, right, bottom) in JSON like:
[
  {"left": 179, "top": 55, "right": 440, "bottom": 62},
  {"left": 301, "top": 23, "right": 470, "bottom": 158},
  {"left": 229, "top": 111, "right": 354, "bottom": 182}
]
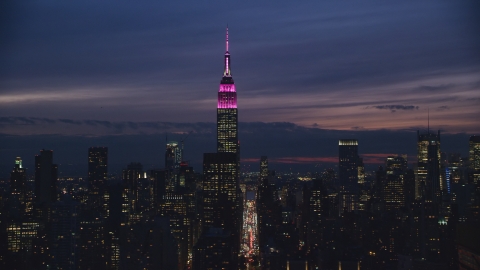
[
  {"left": 50, "top": 197, "right": 80, "bottom": 269},
  {"left": 122, "top": 162, "right": 143, "bottom": 220},
  {"left": 34, "top": 149, "right": 58, "bottom": 204},
  {"left": 339, "top": 139, "right": 359, "bottom": 192},
  {"left": 9, "top": 157, "right": 27, "bottom": 217},
  {"left": 202, "top": 152, "right": 238, "bottom": 230},
  {"left": 88, "top": 147, "right": 108, "bottom": 217},
  {"left": 339, "top": 139, "right": 359, "bottom": 213},
  {"left": 470, "top": 135, "right": 480, "bottom": 184},
  {"left": 165, "top": 141, "right": 182, "bottom": 191}
]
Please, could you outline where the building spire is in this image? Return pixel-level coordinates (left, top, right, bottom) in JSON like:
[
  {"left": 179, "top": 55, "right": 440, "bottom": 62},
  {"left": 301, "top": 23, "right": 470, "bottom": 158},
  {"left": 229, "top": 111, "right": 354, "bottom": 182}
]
[
  {"left": 226, "top": 25, "right": 229, "bottom": 52},
  {"left": 223, "top": 25, "right": 232, "bottom": 78}
]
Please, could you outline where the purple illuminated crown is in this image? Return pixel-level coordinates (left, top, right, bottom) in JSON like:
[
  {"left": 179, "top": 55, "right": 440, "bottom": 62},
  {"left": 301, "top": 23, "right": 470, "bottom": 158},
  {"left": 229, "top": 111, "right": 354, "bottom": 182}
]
[{"left": 218, "top": 26, "right": 237, "bottom": 109}]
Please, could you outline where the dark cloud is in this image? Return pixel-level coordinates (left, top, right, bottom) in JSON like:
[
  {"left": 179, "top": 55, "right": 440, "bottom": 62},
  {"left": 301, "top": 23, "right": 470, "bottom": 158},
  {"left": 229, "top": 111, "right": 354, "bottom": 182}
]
[
  {"left": 58, "top": 119, "right": 82, "bottom": 125},
  {"left": 367, "top": 105, "right": 419, "bottom": 112},
  {"left": 437, "top": 106, "right": 450, "bottom": 111},
  {"left": 415, "top": 84, "right": 455, "bottom": 92}
]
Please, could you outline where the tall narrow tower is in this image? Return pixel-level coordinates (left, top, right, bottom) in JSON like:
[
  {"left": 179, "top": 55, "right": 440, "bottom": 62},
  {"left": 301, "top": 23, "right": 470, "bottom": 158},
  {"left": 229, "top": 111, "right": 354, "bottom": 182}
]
[{"left": 217, "top": 27, "right": 239, "bottom": 156}]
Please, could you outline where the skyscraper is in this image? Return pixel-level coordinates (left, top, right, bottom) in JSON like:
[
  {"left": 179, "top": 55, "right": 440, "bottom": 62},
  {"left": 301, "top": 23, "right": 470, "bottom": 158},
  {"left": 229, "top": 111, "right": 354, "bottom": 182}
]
[
  {"left": 338, "top": 139, "right": 359, "bottom": 192},
  {"left": 88, "top": 147, "right": 108, "bottom": 194},
  {"left": 202, "top": 152, "right": 238, "bottom": 229},
  {"left": 217, "top": 27, "right": 239, "bottom": 157},
  {"left": 165, "top": 140, "right": 181, "bottom": 172},
  {"left": 383, "top": 155, "right": 407, "bottom": 211},
  {"left": 165, "top": 141, "right": 182, "bottom": 191},
  {"left": 260, "top": 156, "right": 268, "bottom": 180},
  {"left": 34, "top": 149, "right": 58, "bottom": 205},
  {"left": 196, "top": 28, "right": 242, "bottom": 269},
  {"left": 10, "top": 157, "right": 26, "bottom": 203},
  {"left": 415, "top": 130, "right": 442, "bottom": 202},
  {"left": 339, "top": 139, "right": 359, "bottom": 214},
  {"left": 88, "top": 147, "right": 108, "bottom": 217},
  {"left": 469, "top": 135, "right": 480, "bottom": 183}
]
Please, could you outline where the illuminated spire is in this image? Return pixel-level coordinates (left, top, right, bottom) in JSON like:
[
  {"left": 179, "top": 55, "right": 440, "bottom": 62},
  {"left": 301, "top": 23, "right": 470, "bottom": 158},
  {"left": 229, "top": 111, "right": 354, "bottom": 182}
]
[
  {"left": 226, "top": 26, "right": 229, "bottom": 52},
  {"left": 223, "top": 26, "right": 231, "bottom": 78}
]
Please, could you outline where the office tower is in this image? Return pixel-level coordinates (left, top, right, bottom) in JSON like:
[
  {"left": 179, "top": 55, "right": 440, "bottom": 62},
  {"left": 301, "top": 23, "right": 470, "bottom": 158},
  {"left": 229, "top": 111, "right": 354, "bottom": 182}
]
[
  {"left": 217, "top": 27, "right": 239, "bottom": 157},
  {"left": 88, "top": 147, "right": 108, "bottom": 217},
  {"left": 34, "top": 149, "right": 58, "bottom": 205},
  {"left": 10, "top": 157, "right": 26, "bottom": 200},
  {"left": 469, "top": 135, "right": 480, "bottom": 183},
  {"left": 165, "top": 140, "right": 181, "bottom": 171},
  {"left": 415, "top": 130, "right": 442, "bottom": 202},
  {"left": 339, "top": 139, "right": 359, "bottom": 192},
  {"left": 166, "top": 141, "right": 182, "bottom": 191},
  {"left": 50, "top": 197, "right": 80, "bottom": 269},
  {"left": 383, "top": 155, "right": 407, "bottom": 211},
  {"left": 122, "top": 162, "right": 143, "bottom": 216},
  {"left": 260, "top": 156, "right": 268, "bottom": 179},
  {"left": 9, "top": 157, "right": 27, "bottom": 217},
  {"left": 149, "top": 169, "right": 167, "bottom": 213},
  {"left": 202, "top": 152, "right": 238, "bottom": 229},
  {"left": 414, "top": 130, "right": 443, "bottom": 261},
  {"left": 339, "top": 139, "right": 359, "bottom": 213}
]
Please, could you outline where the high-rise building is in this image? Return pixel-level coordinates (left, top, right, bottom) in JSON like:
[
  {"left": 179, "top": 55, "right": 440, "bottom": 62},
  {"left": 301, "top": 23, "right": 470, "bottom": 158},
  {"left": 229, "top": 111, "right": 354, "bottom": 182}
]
[
  {"left": 383, "top": 155, "right": 408, "bottom": 211},
  {"left": 122, "top": 162, "right": 143, "bottom": 223},
  {"left": 165, "top": 141, "right": 181, "bottom": 171},
  {"left": 88, "top": 147, "right": 108, "bottom": 217},
  {"left": 415, "top": 130, "right": 442, "bottom": 202},
  {"left": 10, "top": 157, "right": 26, "bottom": 199},
  {"left": 10, "top": 157, "right": 27, "bottom": 216},
  {"left": 217, "top": 27, "right": 239, "bottom": 157},
  {"left": 202, "top": 152, "right": 238, "bottom": 229},
  {"left": 469, "top": 135, "right": 480, "bottom": 184},
  {"left": 34, "top": 149, "right": 58, "bottom": 205},
  {"left": 88, "top": 147, "right": 108, "bottom": 194},
  {"left": 339, "top": 140, "right": 359, "bottom": 213},
  {"left": 166, "top": 141, "right": 182, "bottom": 192},
  {"left": 260, "top": 156, "right": 268, "bottom": 179},
  {"left": 339, "top": 139, "right": 359, "bottom": 192}
]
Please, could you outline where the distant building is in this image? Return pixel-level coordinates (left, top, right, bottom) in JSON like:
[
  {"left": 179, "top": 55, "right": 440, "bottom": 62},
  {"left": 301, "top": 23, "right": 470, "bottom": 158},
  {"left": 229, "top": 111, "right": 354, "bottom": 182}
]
[
  {"left": 34, "top": 149, "right": 58, "bottom": 204},
  {"left": 339, "top": 139, "right": 359, "bottom": 192},
  {"left": 415, "top": 130, "right": 442, "bottom": 202},
  {"left": 122, "top": 162, "right": 143, "bottom": 223},
  {"left": 10, "top": 157, "right": 27, "bottom": 216},
  {"left": 469, "top": 135, "right": 480, "bottom": 184},
  {"left": 339, "top": 139, "right": 359, "bottom": 213},
  {"left": 384, "top": 155, "right": 408, "bottom": 211},
  {"left": 88, "top": 147, "right": 108, "bottom": 218}
]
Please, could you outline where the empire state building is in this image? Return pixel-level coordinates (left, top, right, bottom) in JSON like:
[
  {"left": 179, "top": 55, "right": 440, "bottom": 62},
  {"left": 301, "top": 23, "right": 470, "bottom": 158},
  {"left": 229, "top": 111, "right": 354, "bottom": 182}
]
[{"left": 217, "top": 27, "right": 239, "bottom": 156}]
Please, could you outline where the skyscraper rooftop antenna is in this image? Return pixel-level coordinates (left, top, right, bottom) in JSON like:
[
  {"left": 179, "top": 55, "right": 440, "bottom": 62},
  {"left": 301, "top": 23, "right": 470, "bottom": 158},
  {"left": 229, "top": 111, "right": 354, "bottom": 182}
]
[{"left": 226, "top": 25, "right": 229, "bottom": 52}]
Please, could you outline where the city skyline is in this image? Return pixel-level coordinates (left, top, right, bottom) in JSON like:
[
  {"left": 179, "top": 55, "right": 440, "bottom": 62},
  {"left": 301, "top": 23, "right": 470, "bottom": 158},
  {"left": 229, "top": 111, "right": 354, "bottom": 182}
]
[
  {"left": 1, "top": 1, "right": 479, "bottom": 176},
  {"left": 2, "top": 5, "right": 480, "bottom": 267}
]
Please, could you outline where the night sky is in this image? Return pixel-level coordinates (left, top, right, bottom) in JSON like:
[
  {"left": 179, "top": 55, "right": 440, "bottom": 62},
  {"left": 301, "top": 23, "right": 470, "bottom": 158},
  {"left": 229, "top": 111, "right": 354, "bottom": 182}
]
[{"left": 1, "top": 1, "right": 479, "bottom": 176}]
